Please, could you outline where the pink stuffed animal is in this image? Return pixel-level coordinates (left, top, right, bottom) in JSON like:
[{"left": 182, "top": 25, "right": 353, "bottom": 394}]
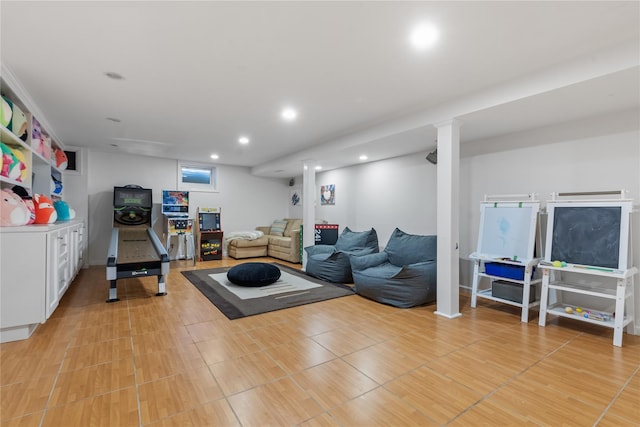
[
  {"left": 1, "top": 189, "right": 31, "bottom": 226},
  {"left": 33, "top": 193, "right": 57, "bottom": 224}
]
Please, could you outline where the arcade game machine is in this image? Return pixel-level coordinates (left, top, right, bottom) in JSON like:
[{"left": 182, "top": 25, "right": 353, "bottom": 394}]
[
  {"left": 196, "top": 207, "right": 223, "bottom": 261},
  {"left": 162, "top": 190, "right": 195, "bottom": 264},
  {"left": 106, "top": 185, "right": 169, "bottom": 302}
]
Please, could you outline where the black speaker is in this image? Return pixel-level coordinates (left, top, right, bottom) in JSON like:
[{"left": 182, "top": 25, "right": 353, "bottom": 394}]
[{"left": 426, "top": 149, "right": 437, "bottom": 165}]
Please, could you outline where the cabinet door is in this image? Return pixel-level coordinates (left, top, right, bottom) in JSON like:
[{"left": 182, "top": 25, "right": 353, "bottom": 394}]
[
  {"left": 1, "top": 232, "right": 47, "bottom": 328},
  {"left": 69, "top": 223, "right": 80, "bottom": 276},
  {"left": 46, "top": 228, "right": 70, "bottom": 318}
]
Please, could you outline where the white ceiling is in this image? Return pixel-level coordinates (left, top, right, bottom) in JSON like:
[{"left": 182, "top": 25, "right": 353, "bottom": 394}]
[{"left": 1, "top": 1, "right": 639, "bottom": 178}]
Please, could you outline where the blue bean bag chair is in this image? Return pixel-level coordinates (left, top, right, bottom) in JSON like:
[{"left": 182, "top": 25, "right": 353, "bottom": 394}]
[
  {"left": 305, "top": 227, "right": 379, "bottom": 283},
  {"left": 350, "top": 228, "right": 436, "bottom": 308}
]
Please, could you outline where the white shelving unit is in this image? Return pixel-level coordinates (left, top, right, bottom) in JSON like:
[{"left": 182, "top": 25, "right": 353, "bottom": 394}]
[
  {"left": 1, "top": 66, "right": 82, "bottom": 343},
  {"left": 538, "top": 190, "right": 636, "bottom": 347},
  {"left": 471, "top": 257, "right": 541, "bottom": 322},
  {"left": 1, "top": 66, "right": 66, "bottom": 200},
  {"left": 538, "top": 265, "right": 636, "bottom": 347}
]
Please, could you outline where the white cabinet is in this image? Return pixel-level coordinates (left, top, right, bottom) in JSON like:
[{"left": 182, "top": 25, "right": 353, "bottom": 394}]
[
  {"left": 538, "top": 265, "right": 637, "bottom": 347},
  {"left": 1, "top": 220, "right": 84, "bottom": 342},
  {"left": 470, "top": 257, "right": 541, "bottom": 322}
]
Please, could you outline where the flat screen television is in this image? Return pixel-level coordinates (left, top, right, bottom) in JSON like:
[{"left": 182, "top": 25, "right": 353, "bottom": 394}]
[{"left": 544, "top": 201, "right": 632, "bottom": 271}]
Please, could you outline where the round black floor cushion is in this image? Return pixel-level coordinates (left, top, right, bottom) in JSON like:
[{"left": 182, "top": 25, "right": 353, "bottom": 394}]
[{"left": 227, "top": 263, "right": 281, "bottom": 287}]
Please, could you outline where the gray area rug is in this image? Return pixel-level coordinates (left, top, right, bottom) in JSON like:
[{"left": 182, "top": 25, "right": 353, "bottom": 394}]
[{"left": 181, "top": 263, "right": 355, "bottom": 319}]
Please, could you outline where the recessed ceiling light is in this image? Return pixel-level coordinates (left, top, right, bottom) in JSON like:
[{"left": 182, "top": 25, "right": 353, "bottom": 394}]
[
  {"left": 104, "top": 71, "right": 124, "bottom": 80},
  {"left": 409, "top": 23, "right": 439, "bottom": 50},
  {"left": 210, "top": 154, "right": 219, "bottom": 160},
  {"left": 315, "top": 165, "right": 322, "bottom": 171},
  {"left": 238, "top": 136, "right": 250, "bottom": 144},
  {"left": 359, "top": 155, "right": 368, "bottom": 161},
  {"left": 281, "top": 107, "right": 298, "bottom": 121}
]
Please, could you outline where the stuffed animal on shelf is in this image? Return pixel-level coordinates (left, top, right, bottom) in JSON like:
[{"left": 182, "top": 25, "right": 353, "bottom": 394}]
[
  {"left": 53, "top": 200, "right": 75, "bottom": 221},
  {"left": 51, "top": 176, "right": 63, "bottom": 196},
  {"left": 54, "top": 148, "right": 68, "bottom": 170},
  {"left": 1, "top": 96, "right": 12, "bottom": 128},
  {"left": 12, "top": 186, "right": 35, "bottom": 225},
  {"left": 1, "top": 142, "right": 23, "bottom": 181},
  {"left": 10, "top": 102, "right": 28, "bottom": 141},
  {"left": 31, "top": 117, "right": 49, "bottom": 159},
  {"left": 11, "top": 147, "right": 27, "bottom": 182},
  {"left": 1, "top": 188, "right": 31, "bottom": 226},
  {"left": 33, "top": 193, "right": 57, "bottom": 224}
]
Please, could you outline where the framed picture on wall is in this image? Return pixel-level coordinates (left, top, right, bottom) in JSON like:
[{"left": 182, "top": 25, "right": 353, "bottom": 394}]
[
  {"left": 320, "top": 184, "right": 335, "bottom": 205},
  {"left": 177, "top": 161, "right": 218, "bottom": 192}
]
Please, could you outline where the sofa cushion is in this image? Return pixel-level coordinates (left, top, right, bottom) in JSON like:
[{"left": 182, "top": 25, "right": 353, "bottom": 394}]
[
  {"left": 283, "top": 218, "right": 302, "bottom": 237},
  {"left": 227, "top": 262, "right": 281, "bottom": 287},
  {"left": 228, "top": 236, "right": 269, "bottom": 248},
  {"left": 335, "top": 227, "right": 378, "bottom": 251},
  {"left": 384, "top": 228, "right": 437, "bottom": 266},
  {"left": 268, "top": 235, "right": 293, "bottom": 248},
  {"left": 270, "top": 220, "right": 288, "bottom": 236}
]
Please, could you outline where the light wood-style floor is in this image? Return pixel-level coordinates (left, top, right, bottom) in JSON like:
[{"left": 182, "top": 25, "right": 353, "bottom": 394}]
[{"left": 1, "top": 257, "right": 639, "bottom": 426}]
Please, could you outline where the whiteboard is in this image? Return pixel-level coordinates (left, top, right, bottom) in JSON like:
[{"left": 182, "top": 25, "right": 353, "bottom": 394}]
[{"left": 476, "top": 202, "right": 539, "bottom": 262}]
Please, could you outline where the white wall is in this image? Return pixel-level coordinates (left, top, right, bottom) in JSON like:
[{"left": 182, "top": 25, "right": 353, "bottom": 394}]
[
  {"left": 86, "top": 151, "right": 290, "bottom": 265},
  {"left": 460, "top": 109, "right": 639, "bottom": 275},
  {"left": 291, "top": 154, "right": 438, "bottom": 248}
]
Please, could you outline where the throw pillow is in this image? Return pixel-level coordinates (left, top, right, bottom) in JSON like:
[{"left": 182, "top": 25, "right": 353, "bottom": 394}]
[
  {"left": 283, "top": 219, "right": 302, "bottom": 237},
  {"left": 270, "top": 220, "right": 287, "bottom": 236}
]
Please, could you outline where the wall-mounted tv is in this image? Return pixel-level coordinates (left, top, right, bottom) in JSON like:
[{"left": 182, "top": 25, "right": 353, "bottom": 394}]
[{"left": 544, "top": 201, "right": 632, "bottom": 271}]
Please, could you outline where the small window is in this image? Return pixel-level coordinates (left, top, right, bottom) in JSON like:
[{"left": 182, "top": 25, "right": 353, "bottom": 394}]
[
  {"left": 63, "top": 147, "right": 82, "bottom": 175},
  {"left": 177, "top": 161, "right": 218, "bottom": 192}
]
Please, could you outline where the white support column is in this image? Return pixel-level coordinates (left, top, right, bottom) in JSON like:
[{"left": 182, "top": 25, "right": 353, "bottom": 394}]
[
  {"left": 302, "top": 160, "right": 316, "bottom": 269},
  {"left": 435, "top": 119, "right": 462, "bottom": 319}
]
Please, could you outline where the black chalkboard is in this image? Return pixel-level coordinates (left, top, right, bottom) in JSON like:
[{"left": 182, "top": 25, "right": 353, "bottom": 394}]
[{"left": 550, "top": 206, "right": 621, "bottom": 269}]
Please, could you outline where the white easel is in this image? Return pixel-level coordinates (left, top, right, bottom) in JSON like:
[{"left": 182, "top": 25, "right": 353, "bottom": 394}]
[
  {"left": 538, "top": 190, "right": 636, "bottom": 347},
  {"left": 470, "top": 193, "right": 541, "bottom": 322}
]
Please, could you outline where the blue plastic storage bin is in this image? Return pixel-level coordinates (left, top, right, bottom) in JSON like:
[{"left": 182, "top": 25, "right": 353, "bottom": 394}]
[{"left": 484, "top": 263, "right": 534, "bottom": 280}]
